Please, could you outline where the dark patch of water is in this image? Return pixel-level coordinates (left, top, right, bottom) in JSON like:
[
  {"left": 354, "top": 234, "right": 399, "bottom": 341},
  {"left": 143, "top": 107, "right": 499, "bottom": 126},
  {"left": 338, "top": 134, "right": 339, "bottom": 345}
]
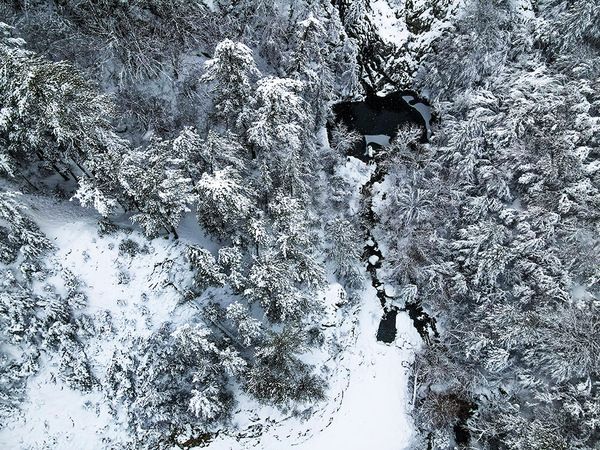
[
  {"left": 376, "top": 308, "right": 398, "bottom": 343},
  {"left": 453, "top": 400, "right": 477, "bottom": 447},
  {"left": 331, "top": 89, "right": 433, "bottom": 162},
  {"left": 332, "top": 94, "right": 424, "bottom": 136},
  {"left": 404, "top": 301, "right": 438, "bottom": 344}
]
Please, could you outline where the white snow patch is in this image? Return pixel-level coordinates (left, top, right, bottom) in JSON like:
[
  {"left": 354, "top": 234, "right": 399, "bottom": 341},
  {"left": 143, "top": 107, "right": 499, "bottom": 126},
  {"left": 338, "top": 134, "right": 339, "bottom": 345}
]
[
  {"left": 370, "top": 0, "right": 411, "bottom": 44},
  {"left": 293, "top": 293, "right": 419, "bottom": 450},
  {"left": 369, "top": 255, "right": 380, "bottom": 265},
  {"left": 0, "top": 371, "right": 125, "bottom": 450},
  {"left": 385, "top": 284, "right": 397, "bottom": 297},
  {"left": 206, "top": 283, "right": 420, "bottom": 450},
  {"left": 0, "top": 195, "right": 199, "bottom": 448},
  {"left": 365, "top": 134, "right": 391, "bottom": 147}
]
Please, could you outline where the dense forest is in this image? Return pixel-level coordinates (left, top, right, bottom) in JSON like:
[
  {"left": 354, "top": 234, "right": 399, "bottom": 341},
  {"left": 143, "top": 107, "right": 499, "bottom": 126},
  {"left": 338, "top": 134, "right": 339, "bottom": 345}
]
[{"left": 0, "top": 1, "right": 598, "bottom": 449}]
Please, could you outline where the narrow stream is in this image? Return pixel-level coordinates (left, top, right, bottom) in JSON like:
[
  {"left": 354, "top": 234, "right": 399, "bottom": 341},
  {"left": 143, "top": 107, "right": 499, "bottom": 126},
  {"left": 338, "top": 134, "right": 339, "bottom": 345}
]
[
  {"left": 330, "top": 90, "right": 438, "bottom": 344},
  {"left": 331, "top": 2, "right": 469, "bottom": 445}
]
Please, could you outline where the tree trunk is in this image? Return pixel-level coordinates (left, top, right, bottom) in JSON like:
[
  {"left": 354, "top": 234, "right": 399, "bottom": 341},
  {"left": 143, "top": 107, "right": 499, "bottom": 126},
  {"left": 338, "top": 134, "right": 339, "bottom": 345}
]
[
  {"left": 52, "top": 163, "right": 70, "bottom": 181},
  {"left": 72, "top": 159, "right": 92, "bottom": 178},
  {"left": 20, "top": 174, "right": 39, "bottom": 191},
  {"left": 66, "top": 166, "right": 79, "bottom": 181}
]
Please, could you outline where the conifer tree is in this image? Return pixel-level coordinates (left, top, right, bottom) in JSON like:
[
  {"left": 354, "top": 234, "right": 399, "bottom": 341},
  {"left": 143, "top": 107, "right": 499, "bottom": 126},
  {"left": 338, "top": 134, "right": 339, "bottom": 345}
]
[
  {"left": 200, "top": 39, "right": 261, "bottom": 127},
  {"left": 244, "top": 77, "right": 313, "bottom": 196},
  {"left": 0, "top": 22, "right": 120, "bottom": 179},
  {"left": 246, "top": 326, "right": 325, "bottom": 406},
  {"left": 119, "top": 137, "right": 193, "bottom": 238},
  {"left": 196, "top": 166, "right": 255, "bottom": 239}
]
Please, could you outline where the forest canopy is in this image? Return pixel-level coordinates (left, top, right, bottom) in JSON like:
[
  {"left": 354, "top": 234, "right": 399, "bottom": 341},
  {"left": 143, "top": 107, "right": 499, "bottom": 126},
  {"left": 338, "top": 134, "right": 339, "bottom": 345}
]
[{"left": 0, "top": 1, "right": 599, "bottom": 449}]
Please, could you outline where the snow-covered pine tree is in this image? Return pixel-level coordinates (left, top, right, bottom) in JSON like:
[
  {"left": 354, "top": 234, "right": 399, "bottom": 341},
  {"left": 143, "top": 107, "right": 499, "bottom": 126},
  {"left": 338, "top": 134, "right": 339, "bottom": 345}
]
[
  {"left": 200, "top": 39, "right": 261, "bottom": 128},
  {"left": 119, "top": 137, "right": 193, "bottom": 238},
  {"left": 286, "top": 13, "right": 333, "bottom": 126},
  {"left": 225, "top": 301, "right": 262, "bottom": 347},
  {"left": 244, "top": 77, "right": 314, "bottom": 197},
  {"left": 325, "top": 217, "right": 364, "bottom": 289},
  {"left": 124, "top": 322, "right": 241, "bottom": 444},
  {"left": 244, "top": 250, "right": 313, "bottom": 322},
  {"left": 245, "top": 326, "right": 324, "bottom": 406},
  {"left": 0, "top": 191, "right": 52, "bottom": 263},
  {"left": 186, "top": 245, "right": 225, "bottom": 291},
  {"left": 195, "top": 166, "right": 255, "bottom": 240},
  {"left": 72, "top": 130, "right": 130, "bottom": 216},
  {"left": 0, "top": 23, "right": 120, "bottom": 182},
  {"left": 173, "top": 128, "right": 247, "bottom": 181},
  {"left": 242, "top": 195, "right": 325, "bottom": 323}
]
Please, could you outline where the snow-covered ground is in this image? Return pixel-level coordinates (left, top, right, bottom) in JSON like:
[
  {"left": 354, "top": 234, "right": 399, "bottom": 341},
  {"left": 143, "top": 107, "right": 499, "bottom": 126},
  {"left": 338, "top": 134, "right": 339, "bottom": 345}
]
[
  {"left": 0, "top": 195, "right": 198, "bottom": 449},
  {"left": 1, "top": 371, "right": 126, "bottom": 450},
  {"left": 291, "top": 294, "right": 420, "bottom": 450},
  {"left": 0, "top": 155, "right": 421, "bottom": 449},
  {"left": 205, "top": 284, "right": 421, "bottom": 450}
]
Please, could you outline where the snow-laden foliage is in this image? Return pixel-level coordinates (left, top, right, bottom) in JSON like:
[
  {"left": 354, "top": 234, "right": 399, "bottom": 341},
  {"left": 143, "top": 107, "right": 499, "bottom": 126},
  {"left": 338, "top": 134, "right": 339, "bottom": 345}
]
[
  {"left": 201, "top": 39, "right": 261, "bottom": 127},
  {"left": 0, "top": 3, "right": 357, "bottom": 444},
  {"left": 196, "top": 167, "right": 254, "bottom": 238},
  {"left": 0, "top": 195, "right": 95, "bottom": 424},
  {"left": 0, "top": 192, "right": 52, "bottom": 263},
  {"left": 325, "top": 217, "right": 364, "bottom": 289},
  {"left": 120, "top": 136, "right": 193, "bottom": 237},
  {"left": 2, "top": 0, "right": 598, "bottom": 449}
]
